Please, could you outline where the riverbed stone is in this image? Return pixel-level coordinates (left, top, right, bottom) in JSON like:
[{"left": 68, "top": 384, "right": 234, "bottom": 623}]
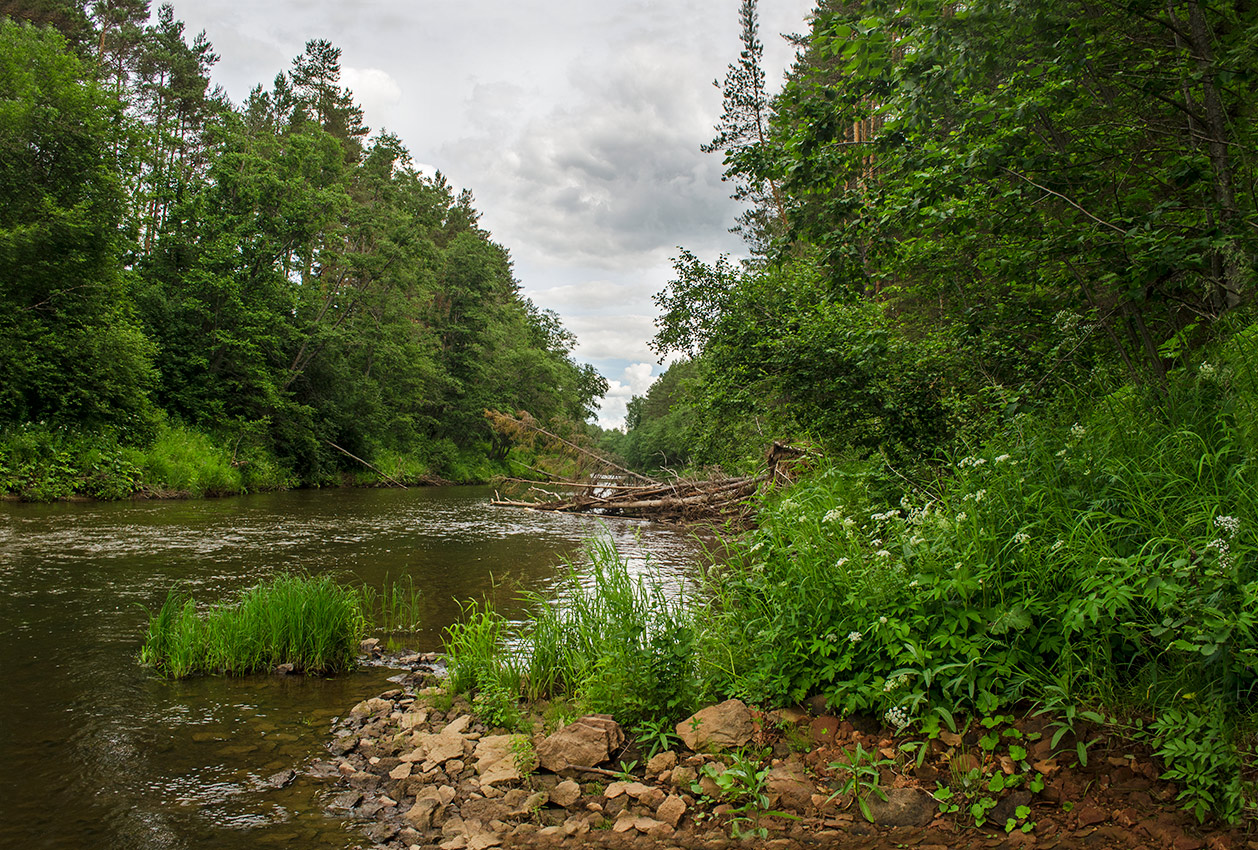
[
  {"left": 676, "top": 699, "right": 755, "bottom": 752},
  {"left": 350, "top": 696, "right": 392, "bottom": 717},
  {"left": 474, "top": 734, "right": 523, "bottom": 787},
  {"left": 536, "top": 714, "right": 625, "bottom": 772},
  {"left": 765, "top": 756, "right": 813, "bottom": 813},
  {"left": 550, "top": 779, "right": 581, "bottom": 808}
]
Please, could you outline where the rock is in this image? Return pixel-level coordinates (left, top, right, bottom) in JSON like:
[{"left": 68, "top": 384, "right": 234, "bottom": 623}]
[
  {"left": 474, "top": 734, "right": 523, "bottom": 787},
  {"left": 416, "top": 726, "right": 470, "bottom": 766},
  {"left": 633, "top": 816, "right": 671, "bottom": 837},
  {"left": 990, "top": 791, "right": 1033, "bottom": 827},
  {"left": 350, "top": 697, "right": 393, "bottom": 717},
  {"left": 810, "top": 716, "right": 841, "bottom": 746},
  {"left": 676, "top": 700, "right": 755, "bottom": 751},
  {"left": 765, "top": 757, "right": 814, "bottom": 813},
  {"left": 401, "top": 710, "right": 429, "bottom": 730},
  {"left": 1075, "top": 803, "right": 1108, "bottom": 827},
  {"left": 327, "top": 790, "right": 362, "bottom": 811},
  {"left": 389, "top": 762, "right": 413, "bottom": 781},
  {"left": 551, "top": 779, "right": 582, "bottom": 808},
  {"left": 671, "top": 765, "right": 697, "bottom": 789},
  {"left": 657, "top": 795, "right": 686, "bottom": 828},
  {"left": 360, "top": 637, "right": 381, "bottom": 655},
  {"left": 865, "top": 787, "right": 935, "bottom": 827},
  {"left": 536, "top": 715, "right": 625, "bottom": 772},
  {"left": 462, "top": 798, "right": 512, "bottom": 823},
  {"left": 646, "top": 750, "right": 678, "bottom": 776},
  {"left": 405, "top": 796, "right": 442, "bottom": 830}
]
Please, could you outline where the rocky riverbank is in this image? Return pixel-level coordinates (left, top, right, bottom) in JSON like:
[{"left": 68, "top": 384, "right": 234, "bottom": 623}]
[{"left": 314, "top": 666, "right": 1234, "bottom": 850}]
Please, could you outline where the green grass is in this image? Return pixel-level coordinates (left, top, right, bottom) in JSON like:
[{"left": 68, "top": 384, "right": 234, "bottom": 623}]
[
  {"left": 443, "top": 539, "right": 699, "bottom": 730},
  {"left": 140, "top": 573, "right": 369, "bottom": 677}
]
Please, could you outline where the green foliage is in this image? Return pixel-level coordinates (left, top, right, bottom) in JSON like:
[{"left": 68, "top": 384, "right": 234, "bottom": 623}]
[
  {"left": 441, "top": 540, "right": 699, "bottom": 729},
  {"left": 0, "top": 15, "right": 604, "bottom": 499},
  {"left": 0, "top": 19, "right": 159, "bottom": 432},
  {"left": 1151, "top": 707, "right": 1245, "bottom": 824},
  {"left": 139, "top": 573, "right": 367, "bottom": 677},
  {"left": 693, "top": 348, "right": 1258, "bottom": 821},
  {"left": 828, "top": 743, "right": 893, "bottom": 822}
]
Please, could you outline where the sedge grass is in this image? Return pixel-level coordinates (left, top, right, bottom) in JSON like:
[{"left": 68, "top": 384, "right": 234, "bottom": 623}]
[{"left": 140, "top": 573, "right": 367, "bottom": 677}]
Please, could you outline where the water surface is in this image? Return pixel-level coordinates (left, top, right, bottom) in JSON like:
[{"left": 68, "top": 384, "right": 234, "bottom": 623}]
[{"left": 0, "top": 486, "right": 705, "bottom": 849}]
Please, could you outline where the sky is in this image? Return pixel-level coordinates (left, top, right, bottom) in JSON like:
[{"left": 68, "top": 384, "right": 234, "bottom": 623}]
[{"left": 168, "top": 0, "right": 817, "bottom": 428}]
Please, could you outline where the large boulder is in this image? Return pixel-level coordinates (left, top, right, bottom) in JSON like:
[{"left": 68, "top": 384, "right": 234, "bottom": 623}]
[
  {"left": 536, "top": 715, "right": 625, "bottom": 772},
  {"left": 676, "top": 699, "right": 755, "bottom": 751}
]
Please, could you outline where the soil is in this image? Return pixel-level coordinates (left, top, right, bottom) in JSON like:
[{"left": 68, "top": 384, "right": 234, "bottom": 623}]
[{"left": 313, "top": 653, "right": 1248, "bottom": 850}]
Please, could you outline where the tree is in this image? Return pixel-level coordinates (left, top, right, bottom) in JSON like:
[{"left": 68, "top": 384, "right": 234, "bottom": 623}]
[
  {"left": 703, "top": 0, "right": 791, "bottom": 252},
  {"left": 0, "top": 20, "right": 156, "bottom": 429}
]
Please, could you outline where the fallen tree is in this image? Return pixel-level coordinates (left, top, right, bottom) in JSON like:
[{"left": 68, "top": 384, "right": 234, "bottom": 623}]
[{"left": 485, "top": 410, "right": 806, "bottom": 525}]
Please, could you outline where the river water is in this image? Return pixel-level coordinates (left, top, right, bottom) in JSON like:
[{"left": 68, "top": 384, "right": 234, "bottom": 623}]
[{"left": 0, "top": 486, "right": 708, "bottom": 849}]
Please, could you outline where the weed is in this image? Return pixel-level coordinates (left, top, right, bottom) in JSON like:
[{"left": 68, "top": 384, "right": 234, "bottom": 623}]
[{"left": 828, "top": 743, "right": 894, "bottom": 822}]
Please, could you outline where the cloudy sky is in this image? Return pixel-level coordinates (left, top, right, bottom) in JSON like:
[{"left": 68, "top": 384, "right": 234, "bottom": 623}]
[{"left": 169, "top": 0, "right": 816, "bottom": 427}]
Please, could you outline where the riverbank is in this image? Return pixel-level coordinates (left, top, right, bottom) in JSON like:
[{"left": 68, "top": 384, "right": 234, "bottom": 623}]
[
  {"left": 0, "top": 419, "right": 523, "bottom": 502},
  {"left": 317, "top": 672, "right": 1228, "bottom": 850}
]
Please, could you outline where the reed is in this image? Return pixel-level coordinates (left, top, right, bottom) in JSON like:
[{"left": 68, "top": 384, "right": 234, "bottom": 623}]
[{"left": 140, "top": 573, "right": 367, "bottom": 677}]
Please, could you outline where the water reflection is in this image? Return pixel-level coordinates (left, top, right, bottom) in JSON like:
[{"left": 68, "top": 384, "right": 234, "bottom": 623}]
[{"left": 0, "top": 486, "right": 707, "bottom": 850}]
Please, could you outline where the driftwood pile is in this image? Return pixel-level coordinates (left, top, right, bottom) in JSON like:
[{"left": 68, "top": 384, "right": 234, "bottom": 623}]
[{"left": 485, "top": 410, "right": 805, "bottom": 525}]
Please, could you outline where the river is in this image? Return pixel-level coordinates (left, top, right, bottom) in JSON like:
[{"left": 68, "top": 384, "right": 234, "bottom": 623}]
[{"left": 0, "top": 486, "right": 708, "bottom": 849}]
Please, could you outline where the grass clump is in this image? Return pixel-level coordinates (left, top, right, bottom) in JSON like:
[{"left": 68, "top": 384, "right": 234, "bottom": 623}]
[
  {"left": 443, "top": 539, "right": 698, "bottom": 732},
  {"left": 140, "top": 573, "right": 368, "bottom": 677}
]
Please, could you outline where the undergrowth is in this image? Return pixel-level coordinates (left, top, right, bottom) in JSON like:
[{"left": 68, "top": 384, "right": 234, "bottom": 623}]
[
  {"left": 698, "top": 334, "right": 1258, "bottom": 824},
  {"left": 443, "top": 539, "right": 699, "bottom": 732}
]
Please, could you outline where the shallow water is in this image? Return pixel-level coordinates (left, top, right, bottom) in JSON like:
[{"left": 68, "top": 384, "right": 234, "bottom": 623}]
[{"left": 0, "top": 486, "right": 706, "bottom": 849}]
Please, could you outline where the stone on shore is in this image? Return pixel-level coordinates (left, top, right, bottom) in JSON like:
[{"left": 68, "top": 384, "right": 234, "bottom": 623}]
[
  {"left": 535, "top": 714, "right": 625, "bottom": 772},
  {"left": 473, "top": 734, "right": 523, "bottom": 787},
  {"left": 676, "top": 699, "right": 755, "bottom": 751}
]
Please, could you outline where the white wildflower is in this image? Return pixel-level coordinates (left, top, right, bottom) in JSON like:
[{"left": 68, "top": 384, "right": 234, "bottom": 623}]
[
  {"left": 847, "top": 631, "right": 863, "bottom": 643},
  {"left": 835, "top": 557, "right": 849, "bottom": 567},
  {"left": 876, "top": 549, "right": 891, "bottom": 558},
  {"left": 956, "top": 512, "right": 968, "bottom": 523},
  {"left": 823, "top": 509, "right": 844, "bottom": 524},
  {"left": 885, "top": 706, "right": 910, "bottom": 730},
  {"left": 1071, "top": 423, "right": 1087, "bottom": 439},
  {"left": 1013, "top": 532, "right": 1031, "bottom": 546},
  {"left": 994, "top": 454, "right": 1012, "bottom": 464},
  {"left": 1215, "top": 515, "right": 1240, "bottom": 537},
  {"left": 878, "top": 616, "right": 889, "bottom": 624},
  {"left": 1051, "top": 539, "right": 1065, "bottom": 552},
  {"left": 1199, "top": 361, "right": 1217, "bottom": 379}
]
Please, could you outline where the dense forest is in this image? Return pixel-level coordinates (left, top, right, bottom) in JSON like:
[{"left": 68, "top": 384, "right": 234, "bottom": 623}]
[
  {"left": 591, "top": 0, "right": 1258, "bottom": 826},
  {"left": 621, "top": 0, "right": 1256, "bottom": 473},
  {"left": 0, "top": 3, "right": 605, "bottom": 498}
]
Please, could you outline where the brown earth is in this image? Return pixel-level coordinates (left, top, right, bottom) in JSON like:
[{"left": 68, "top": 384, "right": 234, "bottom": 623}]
[{"left": 312, "top": 658, "right": 1246, "bottom": 850}]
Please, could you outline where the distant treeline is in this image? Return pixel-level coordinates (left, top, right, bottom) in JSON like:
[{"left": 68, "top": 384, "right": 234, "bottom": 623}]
[{"left": 0, "top": 5, "right": 606, "bottom": 494}]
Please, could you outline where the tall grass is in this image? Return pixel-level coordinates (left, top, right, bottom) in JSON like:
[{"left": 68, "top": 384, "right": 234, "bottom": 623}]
[
  {"left": 140, "top": 573, "right": 368, "bottom": 677},
  {"left": 443, "top": 540, "right": 698, "bottom": 729}
]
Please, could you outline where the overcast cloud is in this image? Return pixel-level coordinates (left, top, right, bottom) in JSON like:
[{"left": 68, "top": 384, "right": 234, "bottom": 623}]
[{"left": 170, "top": 0, "right": 815, "bottom": 427}]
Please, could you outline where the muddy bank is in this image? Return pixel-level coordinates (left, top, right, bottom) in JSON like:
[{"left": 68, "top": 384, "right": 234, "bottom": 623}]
[{"left": 313, "top": 664, "right": 1237, "bottom": 850}]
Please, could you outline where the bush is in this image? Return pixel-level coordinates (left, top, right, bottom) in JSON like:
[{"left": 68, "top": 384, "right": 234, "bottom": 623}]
[{"left": 694, "top": 352, "right": 1258, "bottom": 822}]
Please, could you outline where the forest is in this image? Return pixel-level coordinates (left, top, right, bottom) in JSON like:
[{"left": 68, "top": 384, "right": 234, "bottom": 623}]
[
  {"left": 0, "top": 2, "right": 605, "bottom": 498},
  {"left": 591, "top": 0, "right": 1258, "bottom": 827}
]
